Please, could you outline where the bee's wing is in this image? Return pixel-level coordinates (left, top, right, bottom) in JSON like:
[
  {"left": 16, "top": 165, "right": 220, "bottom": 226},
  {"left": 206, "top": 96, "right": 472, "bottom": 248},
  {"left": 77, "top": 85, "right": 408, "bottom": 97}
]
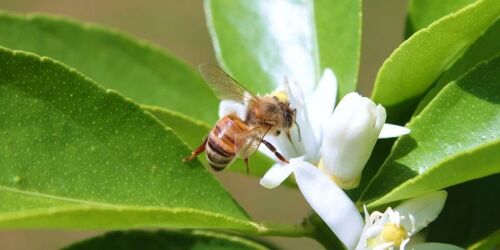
[
  {"left": 235, "top": 126, "right": 271, "bottom": 158},
  {"left": 199, "top": 64, "right": 256, "bottom": 102}
]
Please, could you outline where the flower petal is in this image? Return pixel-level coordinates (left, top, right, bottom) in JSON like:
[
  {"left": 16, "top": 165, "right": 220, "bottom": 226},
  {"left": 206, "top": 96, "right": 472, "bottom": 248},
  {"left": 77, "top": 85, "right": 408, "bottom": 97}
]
[
  {"left": 321, "top": 93, "right": 384, "bottom": 188},
  {"left": 218, "top": 100, "right": 247, "bottom": 119},
  {"left": 259, "top": 161, "right": 294, "bottom": 189},
  {"left": 395, "top": 191, "right": 447, "bottom": 235},
  {"left": 280, "top": 80, "right": 321, "bottom": 161},
  {"left": 292, "top": 161, "right": 363, "bottom": 249},
  {"left": 306, "top": 68, "right": 338, "bottom": 142},
  {"left": 378, "top": 123, "right": 411, "bottom": 139}
]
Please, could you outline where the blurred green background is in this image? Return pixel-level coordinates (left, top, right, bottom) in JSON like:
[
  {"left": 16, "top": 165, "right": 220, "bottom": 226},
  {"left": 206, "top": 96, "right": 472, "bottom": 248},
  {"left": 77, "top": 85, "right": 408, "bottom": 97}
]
[{"left": 0, "top": 0, "right": 408, "bottom": 249}]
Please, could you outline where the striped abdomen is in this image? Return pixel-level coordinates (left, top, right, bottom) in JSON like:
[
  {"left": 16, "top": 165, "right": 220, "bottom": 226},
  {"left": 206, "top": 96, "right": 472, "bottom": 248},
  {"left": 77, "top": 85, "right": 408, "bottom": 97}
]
[{"left": 206, "top": 115, "right": 248, "bottom": 171}]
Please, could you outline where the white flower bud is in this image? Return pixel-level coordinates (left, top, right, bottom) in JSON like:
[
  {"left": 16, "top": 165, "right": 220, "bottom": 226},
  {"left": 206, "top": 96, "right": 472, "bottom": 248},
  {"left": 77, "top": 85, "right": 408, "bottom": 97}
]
[{"left": 320, "top": 92, "right": 386, "bottom": 189}]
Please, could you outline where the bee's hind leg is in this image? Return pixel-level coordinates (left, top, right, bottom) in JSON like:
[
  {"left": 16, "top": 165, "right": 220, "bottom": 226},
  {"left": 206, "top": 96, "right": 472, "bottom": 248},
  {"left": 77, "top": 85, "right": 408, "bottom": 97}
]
[
  {"left": 261, "top": 139, "right": 289, "bottom": 164},
  {"left": 183, "top": 137, "right": 208, "bottom": 162}
]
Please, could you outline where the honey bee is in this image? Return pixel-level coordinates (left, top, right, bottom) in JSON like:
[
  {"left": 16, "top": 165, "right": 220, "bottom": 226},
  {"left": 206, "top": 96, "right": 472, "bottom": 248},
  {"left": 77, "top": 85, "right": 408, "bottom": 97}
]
[{"left": 183, "top": 64, "right": 298, "bottom": 173}]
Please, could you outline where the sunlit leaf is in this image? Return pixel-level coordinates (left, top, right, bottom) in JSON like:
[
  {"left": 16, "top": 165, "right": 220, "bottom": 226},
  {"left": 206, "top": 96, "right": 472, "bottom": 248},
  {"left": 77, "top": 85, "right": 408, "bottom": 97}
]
[
  {"left": 0, "top": 11, "right": 218, "bottom": 123},
  {"left": 414, "top": 20, "right": 500, "bottom": 114},
  {"left": 361, "top": 56, "right": 500, "bottom": 205},
  {"left": 0, "top": 47, "right": 257, "bottom": 231},
  {"left": 405, "top": 0, "right": 475, "bottom": 36},
  {"left": 206, "top": 0, "right": 361, "bottom": 97},
  {"left": 371, "top": 0, "right": 500, "bottom": 122}
]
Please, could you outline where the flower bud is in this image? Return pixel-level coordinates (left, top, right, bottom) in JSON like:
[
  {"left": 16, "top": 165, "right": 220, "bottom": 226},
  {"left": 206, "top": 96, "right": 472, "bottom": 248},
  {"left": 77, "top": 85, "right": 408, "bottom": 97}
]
[{"left": 320, "top": 92, "right": 386, "bottom": 189}]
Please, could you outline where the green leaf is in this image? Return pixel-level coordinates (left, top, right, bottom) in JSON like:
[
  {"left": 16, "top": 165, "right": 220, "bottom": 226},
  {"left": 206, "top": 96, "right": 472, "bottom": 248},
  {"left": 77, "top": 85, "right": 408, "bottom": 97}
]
[
  {"left": 143, "top": 105, "right": 212, "bottom": 149},
  {"left": 405, "top": 0, "right": 475, "bottom": 36},
  {"left": 144, "top": 105, "right": 275, "bottom": 178},
  {"left": 314, "top": 0, "right": 361, "bottom": 96},
  {"left": 371, "top": 0, "right": 500, "bottom": 122},
  {"left": 64, "top": 230, "right": 273, "bottom": 250},
  {"left": 304, "top": 213, "right": 346, "bottom": 250},
  {"left": 0, "top": 47, "right": 256, "bottom": 230},
  {"left": 205, "top": 0, "right": 360, "bottom": 97},
  {"left": 360, "top": 56, "right": 500, "bottom": 206},
  {"left": 426, "top": 175, "right": 500, "bottom": 248},
  {"left": 0, "top": 11, "right": 218, "bottom": 123},
  {"left": 414, "top": 20, "right": 500, "bottom": 115},
  {"left": 468, "top": 230, "right": 500, "bottom": 250}
]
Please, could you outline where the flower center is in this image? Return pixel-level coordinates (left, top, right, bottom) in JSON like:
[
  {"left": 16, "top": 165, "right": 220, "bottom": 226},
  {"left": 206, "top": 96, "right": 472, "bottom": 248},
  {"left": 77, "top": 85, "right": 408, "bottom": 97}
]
[{"left": 381, "top": 223, "right": 407, "bottom": 246}]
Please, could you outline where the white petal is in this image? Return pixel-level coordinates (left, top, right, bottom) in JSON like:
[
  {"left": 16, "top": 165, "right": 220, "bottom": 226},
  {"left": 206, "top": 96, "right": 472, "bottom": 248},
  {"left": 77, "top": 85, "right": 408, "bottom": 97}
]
[
  {"left": 306, "top": 68, "right": 338, "bottom": 142},
  {"left": 395, "top": 191, "right": 447, "bottom": 235},
  {"left": 292, "top": 161, "right": 363, "bottom": 249},
  {"left": 374, "top": 104, "right": 387, "bottom": 130},
  {"left": 259, "top": 162, "right": 294, "bottom": 189},
  {"left": 282, "top": 80, "right": 321, "bottom": 161},
  {"left": 379, "top": 123, "right": 411, "bottom": 139},
  {"left": 411, "top": 243, "right": 464, "bottom": 250},
  {"left": 321, "top": 93, "right": 383, "bottom": 188},
  {"left": 218, "top": 100, "right": 246, "bottom": 119}
]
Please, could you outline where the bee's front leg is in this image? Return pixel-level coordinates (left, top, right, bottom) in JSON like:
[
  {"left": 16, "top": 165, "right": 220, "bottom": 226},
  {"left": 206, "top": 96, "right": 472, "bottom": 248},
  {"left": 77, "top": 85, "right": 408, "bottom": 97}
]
[{"left": 260, "top": 139, "right": 289, "bottom": 164}]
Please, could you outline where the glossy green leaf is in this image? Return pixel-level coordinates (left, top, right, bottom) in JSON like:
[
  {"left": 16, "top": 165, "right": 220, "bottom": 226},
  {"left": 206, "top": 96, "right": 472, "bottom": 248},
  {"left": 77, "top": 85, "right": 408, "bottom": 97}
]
[
  {"left": 0, "top": 11, "right": 218, "bottom": 123},
  {"left": 414, "top": 20, "right": 500, "bottom": 115},
  {"left": 0, "top": 47, "right": 258, "bottom": 230},
  {"left": 143, "top": 105, "right": 211, "bottom": 149},
  {"left": 64, "top": 230, "right": 273, "bottom": 250},
  {"left": 206, "top": 0, "right": 360, "bottom": 97},
  {"left": 314, "top": 0, "right": 361, "bottom": 96},
  {"left": 361, "top": 56, "right": 500, "bottom": 205},
  {"left": 371, "top": 0, "right": 500, "bottom": 121},
  {"left": 426, "top": 175, "right": 500, "bottom": 248},
  {"left": 405, "top": 0, "right": 475, "bottom": 36}
]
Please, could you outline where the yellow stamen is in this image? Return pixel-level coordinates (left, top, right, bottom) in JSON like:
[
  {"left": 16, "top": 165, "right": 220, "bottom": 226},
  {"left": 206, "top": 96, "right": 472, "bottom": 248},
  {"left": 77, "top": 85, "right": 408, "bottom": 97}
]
[{"left": 381, "top": 223, "right": 407, "bottom": 246}]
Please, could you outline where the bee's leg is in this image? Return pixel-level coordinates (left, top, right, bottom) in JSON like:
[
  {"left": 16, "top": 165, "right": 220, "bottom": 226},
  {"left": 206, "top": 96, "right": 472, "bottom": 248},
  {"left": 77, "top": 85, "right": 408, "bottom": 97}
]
[
  {"left": 261, "top": 139, "right": 289, "bottom": 164},
  {"left": 183, "top": 137, "right": 208, "bottom": 162},
  {"left": 244, "top": 158, "right": 250, "bottom": 175}
]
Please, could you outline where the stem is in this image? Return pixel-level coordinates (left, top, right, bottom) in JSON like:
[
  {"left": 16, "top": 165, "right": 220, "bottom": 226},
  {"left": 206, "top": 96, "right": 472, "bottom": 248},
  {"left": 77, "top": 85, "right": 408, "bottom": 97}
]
[{"left": 303, "top": 213, "right": 347, "bottom": 250}]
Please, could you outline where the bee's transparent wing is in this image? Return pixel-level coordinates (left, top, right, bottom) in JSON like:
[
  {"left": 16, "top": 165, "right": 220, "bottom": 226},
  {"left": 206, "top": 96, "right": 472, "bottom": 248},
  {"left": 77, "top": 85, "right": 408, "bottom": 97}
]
[
  {"left": 199, "top": 64, "right": 256, "bottom": 103},
  {"left": 235, "top": 126, "right": 271, "bottom": 159}
]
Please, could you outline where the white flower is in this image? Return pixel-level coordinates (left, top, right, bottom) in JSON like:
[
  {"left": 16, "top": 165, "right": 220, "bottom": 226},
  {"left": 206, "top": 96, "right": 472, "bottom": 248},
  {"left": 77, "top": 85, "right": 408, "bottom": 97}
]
[
  {"left": 251, "top": 68, "right": 410, "bottom": 190},
  {"left": 219, "top": 68, "right": 411, "bottom": 249},
  {"left": 355, "top": 191, "right": 448, "bottom": 250},
  {"left": 319, "top": 93, "right": 385, "bottom": 189},
  {"left": 260, "top": 160, "right": 447, "bottom": 249}
]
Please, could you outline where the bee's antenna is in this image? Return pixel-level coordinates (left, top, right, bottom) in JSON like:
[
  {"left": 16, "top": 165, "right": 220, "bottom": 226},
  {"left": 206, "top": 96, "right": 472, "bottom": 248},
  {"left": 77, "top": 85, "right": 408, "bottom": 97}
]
[{"left": 294, "top": 120, "right": 302, "bottom": 142}]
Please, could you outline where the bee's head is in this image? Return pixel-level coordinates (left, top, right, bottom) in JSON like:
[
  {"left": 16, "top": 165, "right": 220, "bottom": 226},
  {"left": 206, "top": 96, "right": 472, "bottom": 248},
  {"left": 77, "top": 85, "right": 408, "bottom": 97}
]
[
  {"left": 279, "top": 104, "right": 301, "bottom": 143},
  {"left": 276, "top": 101, "right": 297, "bottom": 132}
]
